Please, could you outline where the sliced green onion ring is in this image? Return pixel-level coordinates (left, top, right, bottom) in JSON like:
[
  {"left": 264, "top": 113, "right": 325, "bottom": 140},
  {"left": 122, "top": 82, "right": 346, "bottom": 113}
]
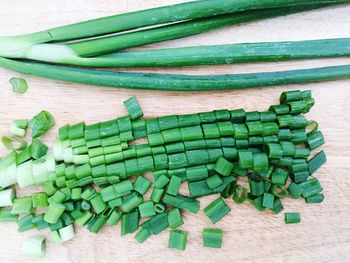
[{"left": 2, "top": 135, "right": 27, "bottom": 151}]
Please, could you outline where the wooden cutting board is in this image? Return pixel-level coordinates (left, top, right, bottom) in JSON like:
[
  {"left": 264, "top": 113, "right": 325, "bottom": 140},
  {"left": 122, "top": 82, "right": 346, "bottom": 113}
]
[{"left": 0, "top": 1, "right": 349, "bottom": 262}]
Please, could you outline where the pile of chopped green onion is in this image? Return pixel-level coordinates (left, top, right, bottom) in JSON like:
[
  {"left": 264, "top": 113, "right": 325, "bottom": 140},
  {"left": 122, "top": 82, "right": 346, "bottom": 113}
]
[{"left": 0, "top": 90, "right": 326, "bottom": 254}]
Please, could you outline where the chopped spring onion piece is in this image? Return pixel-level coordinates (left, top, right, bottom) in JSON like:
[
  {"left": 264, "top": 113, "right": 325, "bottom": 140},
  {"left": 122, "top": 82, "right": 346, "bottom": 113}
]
[
  {"left": 0, "top": 189, "right": 16, "bottom": 207},
  {"left": 203, "top": 228, "right": 223, "bottom": 248},
  {"left": 139, "top": 201, "right": 156, "bottom": 218},
  {"left": 305, "top": 193, "right": 324, "bottom": 203},
  {"left": 167, "top": 175, "right": 181, "bottom": 196},
  {"left": 32, "top": 192, "right": 48, "bottom": 208},
  {"left": 308, "top": 150, "right": 327, "bottom": 174},
  {"left": 284, "top": 212, "right": 301, "bottom": 224},
  {"left": 149, "top": 212, "right": 169, "bottom": 235},
  {"left": 106, "top": 209, "right": 122, "bottom": 226},
  {"left": 11, "top": 197, "right": 33, "bottom": 215},
  {"left": 168, "top": 208, "right": 184, "bottom": 229},
  {"left": 124, "top": 96, "right": 143, "bottom": 120},
  {"left": 204, "top": 197, "right": 231, "bottom": 223},
  {"left": 133, "top": 176, "right": 152, "bottom": 195},
  {"left": 271, "top": 198, "right": 284, "bottom": 214},
  {"left": 271, "top": 185, "right": 289, "bottom": 198},
  {"left": 121, "top": 210, "right": 139, "bottom": 236},
  {"left": 168, "top": 230, "right": 188, "bottom": 251},
  {"left": 164, "top": 194, "right": 200, "bottom": 214},
  {"left": 206, "top": 174, "right": 224, "bottom": 189},
  {"left": 154, "top": 203, "right": 166, "bottom": 214},
  {"left": 2, "top": 135, "right": 27, "bottom": 151},
  {"left": 214, "top": 157, "right": 234, "bottom": 176},
  {"left": 298, "top": 178, "right": 323, "bottom": 198},
  {"left": 44, "top": 202, "right": 65, "bottom": 224},
  {"left": 30, "top": 139, "right": 48, "bottom": 159},
  {"left": 0, "top": 208, "right": 17, "bottom": 222},
  {"left": 10, "top": 77, "right": 28, "bottom": 94},
  {"left": 22, "top": 236, "right": 46, "bottom": 258},
  {"left": 11, "top": 120, "right": 28, "bottom": 137},
  {"left": 121, "top": 192, "right": 143, "bottom": 213},
  {"left": 29, "top": 110, "right": 55, "bottom": 138},
  {"left": 59, "top": 224, "right": 75, "bottom": 242},
  {"left": 50, "top": 230, "right": 63, "bottom": 244},
  {"left": 233, "top": 185, "right": 248, "bottom": 204},
  {"left": 262, "top": 193, "right": 274, "bottom": 208}
]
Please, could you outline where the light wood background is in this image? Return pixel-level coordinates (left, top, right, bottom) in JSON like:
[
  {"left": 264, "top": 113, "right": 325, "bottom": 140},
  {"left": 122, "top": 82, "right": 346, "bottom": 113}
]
[{"left": 0, "top": 1, "right": 350, "bottom": 263}]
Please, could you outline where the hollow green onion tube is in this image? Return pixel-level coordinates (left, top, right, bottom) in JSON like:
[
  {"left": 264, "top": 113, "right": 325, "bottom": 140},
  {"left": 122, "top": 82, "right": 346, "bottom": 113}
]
[
  {"left": 22, "top": 236, "right": 46, "bottom": 258},
  {"left": 68, "top": 4, "right": 333, "bottom": 57},
  {"left": 76, "top": 37, "right": 350, "bottom": 67},
  {"left": 1, "top": 57, "right": 350, "bottom": 91}
]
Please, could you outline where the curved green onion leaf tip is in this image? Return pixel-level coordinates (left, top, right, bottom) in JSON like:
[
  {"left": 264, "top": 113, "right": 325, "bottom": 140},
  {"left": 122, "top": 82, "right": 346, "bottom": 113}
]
[{"left": 0, "top": 57, "right": 349, "bottom": 91}]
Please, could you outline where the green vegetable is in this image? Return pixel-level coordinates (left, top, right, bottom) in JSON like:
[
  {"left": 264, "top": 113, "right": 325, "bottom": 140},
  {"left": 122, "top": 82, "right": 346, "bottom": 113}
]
[
  {"left": 168, "top": 230, "right": 188, "bottom": 251},
  {"left": 10, "top": 77, "right": 28, "bottom": 94},
  {"left": 1, "top": 57, "right": 350, "bottom": 91},
  {"left": 29, "top": 110, "right": 55, "bottom": 138},
  {"left": 2, "top": 135, "right": 27, "bottom": 151},
  {"left": 0, "top": 189, "right": 16, "bottom": 207},
  {"left": 284, "top": 212, "right": 301, "bottom": 224},
  {"left": 22, "top": 236, "right": 46, "bottom": 258},
  {"left": 203, "top": 228, "right": 223, "bottom": 248},
  {"left": 204, "top": 197, "right": 231, "bottom": 223}
]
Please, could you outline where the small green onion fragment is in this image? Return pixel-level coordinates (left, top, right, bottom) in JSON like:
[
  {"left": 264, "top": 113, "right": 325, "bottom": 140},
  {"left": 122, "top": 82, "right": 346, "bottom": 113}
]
[
  {"left": 305, "top": 193, "right": 324, "bottom": 203},
  {"left": 121, "top": 210, "right": 139, "bottom": 236},
  {"left": 204, "top": 197, "right": 230, "bottom": 224},
  {"left": 167, "top": 175, "right": 181, "bottom": 196},
  {"left": 139, "top": 201, "right": 156, "bottom": 218},
  {"left": 124, "top": 96, "right": 143, "bottom": 120},
  {"left": 59, "top": 224, "right": 75, "bottom": 242},
  {"left": 262, "top": 193, "right": 274, "bottom": 208},
  {"left": 10, "top": 77, "right": 28, "bottom": 94},
  {"left": 11, "top": 119, "right": 28, "bottom": 137},
  {"left": 233, "top": 185, "right": 248, "bottom": 204},
  {"left": 2, "top": 135, "right": 27, "bottom": 151},
  {"left": 22, "top": 236, "right": 46, "bottom": 258},
  {"left": 32, "top": 192, "right": 48, "bottom": 208},
  {"left": 168, "top": 229, "right": 188, "bottom": 251},
  {"left": 168, "top": 208, "right": 183, "bottom": 229},
  {"left": 203, "top": 228, "right": 223, "bottom": 248},
  {"left": 214, "top": 157, "right": 234, "bottom": 176},
  {"left": 285, "top": 212, "right": 301, "bottom": 224},
  {"left": 0, "top": 189, "right": 16, "bottom": 207},
  {"left": 29, "top": 110, "right": 55, "bottom": 138},
  {"left": 0, "top": 209, "right": 17, "bottom": 222},
  {"left": 308, "top": 150, "right": 327, "bottom": 174},
  {"left": 30, "top": 139, "right": 48, "bottom": 159}
]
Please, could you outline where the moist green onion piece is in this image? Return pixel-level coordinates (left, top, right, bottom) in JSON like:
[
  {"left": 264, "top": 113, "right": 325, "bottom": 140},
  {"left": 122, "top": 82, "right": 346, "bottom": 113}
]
[
  {"left": 11, "top": 120, "right": 27, "bottom": 137},
  {"left": 135, "top": 226, "right": 152, "bottom": 244},
  {"left": 133, "top": 176, "right": 152, "bottom": 195},
  {"left": 32, "top": 192, "right": 48, "bottom": 208},
  {"left": 307, "top": 131, "right": 324, "bottom": 150},
  {"left": 90, "top": 195, "right": 107, "bottom": 214},
  {"left": 262, "top": 193, "right": 274, "bottom": 208},
  {"left": 18, "top": 214, "right": 35, "bottom": 232},
  {"left": 11, "top": 197, "right": 33, "bottom": 215},
  {"left": 88, "top": 211, "right": 109, "bottom": 234},
  {"left": 121, "top": 192, "right": 143, "bottom": 213},
  {"left": 154, "top": 174, "right": 170, "bottom": 189},
  {"left": 29, "top": 110, "right": 55, "bottom": 138},
  {"left": 167, "top": 175, "right": 181, "bottom": 196},
  {"left": 203, "top": 228, "right": 223, "bottom": 248},
  {"left": 59, "top": 224, "right": 75, "bottom": 242},
  {"left": 154, "top": 203, "right": 166, "bottom": 214},
  {"left": 0, "top": 209, "right": 17, "bottom": 222},
  {"left": 305, "top": 193, "right": 324, "bottom": 203},
  {"left": 0, "top": 189, "right": 15, "bottom": 207},
  {"left": 164, "top": 194, "right": 200, "bottom": 214},
  {"left": 188, "top": 176, "right": 235, "bottom": 198},
  {"left": 151, "top": 188, "right": 164, "bottom": 203},
  {"left": 106, "top": 209, "right": 122, "bottom": 226},
  {"left": 214, "top": 157, "right": 234, "bottom": 176},
  {"left": 149, "top": 212, "right": 169, "bottom": 235},
  {"left": 253, "top": 152, "right": 268, "bottom": 172},
  {"left": 2, "top": 135, "right": 27, "bottom": 151},
  {"left": 271, "top": 185, "right": 289, "bottom": 198},
  {"left": 44, "top": 202, "right": 65, "bottom": 224},
  {"left": 10, "top": 77, "right": 28, "bottom": 94},
  {"left": 139, "top": 201, "right": 156, "bottom": 218},
  {"left": 298, "top": 178, "right": 323, "bottom": 198},
  {"left": 248, "top": 177, "right": 265, "bottom": 196},
  {"left": 168, "top": 229, "right": 188, "bottom": 251},
  {"left": 233, "top": 185, "right": 248, "bottom": 204},
  {"left": 22, "top": 236, "right": 46, "bottom": 258},
  {"left": 123, "top": 96, "right": 143, "bottom": 120},
  {"left": 308, "top": 150, "right": 327, "bottom": 174},
  {"left": 204, "top": 197, "right": 231, "bottom": 223},
  {"left": 271, "top": 198, "right": 284, "bottom": 214},
  {"left": 250, "top": 196, "right": 265, "bottom": 212},
  {"left": 238, "top": 150, "right": 253, "bottom": 169},
  {"left": 288, "top": 183, "right": 304, "bottom": 199},
  {"left": 285, "top": 212, "right": 301, "bottom": 224},
  {"left": 30, "top": 139, "right": 48, "bottom": 159},
  {"left": 121, "top": 210, "right": 139, "bottom": 236},
  {"left": 206, "top": 174, "right": 224, "bottom": 189},
  {"left": 168, "top": 208, "right": 183, "bottom": 229},
  {"left": 75, "top": 211, "right": 93, "bottom": 226}
]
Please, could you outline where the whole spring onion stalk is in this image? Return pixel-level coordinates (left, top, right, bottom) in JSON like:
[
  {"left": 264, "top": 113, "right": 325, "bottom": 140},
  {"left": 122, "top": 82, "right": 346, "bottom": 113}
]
[
  {"left": 0, "top": 0, "right": 348, "bottom": 59},
  {"left": 29, "top": 38, "right": 350, "bottom": 67},
  {"left": 0, "top": 57, "right": 349, "bottom": 91}
]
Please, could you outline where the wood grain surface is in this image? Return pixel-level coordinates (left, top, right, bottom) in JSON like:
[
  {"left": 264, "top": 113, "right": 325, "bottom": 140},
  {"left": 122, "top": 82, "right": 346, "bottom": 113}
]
[{"left": 0, "top": 1, "right": 350, "bottom": 263}]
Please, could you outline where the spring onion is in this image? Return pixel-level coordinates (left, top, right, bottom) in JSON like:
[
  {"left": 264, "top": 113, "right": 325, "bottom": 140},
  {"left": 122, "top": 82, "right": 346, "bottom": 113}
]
[
  {"left": 10, "top": 77, "right": 28, "bottom": 94},
  {"left": 29, "top": 110, "right": 55, "bottom": 138},
  {"left": 203, "top": 228, "right": 223, "bottom": 248},
  {"left": 168, "top": 229, "right": 188, "bottom": 251},
  {"left": 284, "top": 212, "right": 301, "bottom": 224},
  {"left": 2, "top": 135, "right": 27, "bottom": 151},
  {"left": 204, "top": 197, "right": 231, "bottom": 223},
  {"left": 0, "top": 189, "right": 15, "bottom": 207},
  {"left": 22, "top": 236, "right": 46, "bottom": 258}
]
